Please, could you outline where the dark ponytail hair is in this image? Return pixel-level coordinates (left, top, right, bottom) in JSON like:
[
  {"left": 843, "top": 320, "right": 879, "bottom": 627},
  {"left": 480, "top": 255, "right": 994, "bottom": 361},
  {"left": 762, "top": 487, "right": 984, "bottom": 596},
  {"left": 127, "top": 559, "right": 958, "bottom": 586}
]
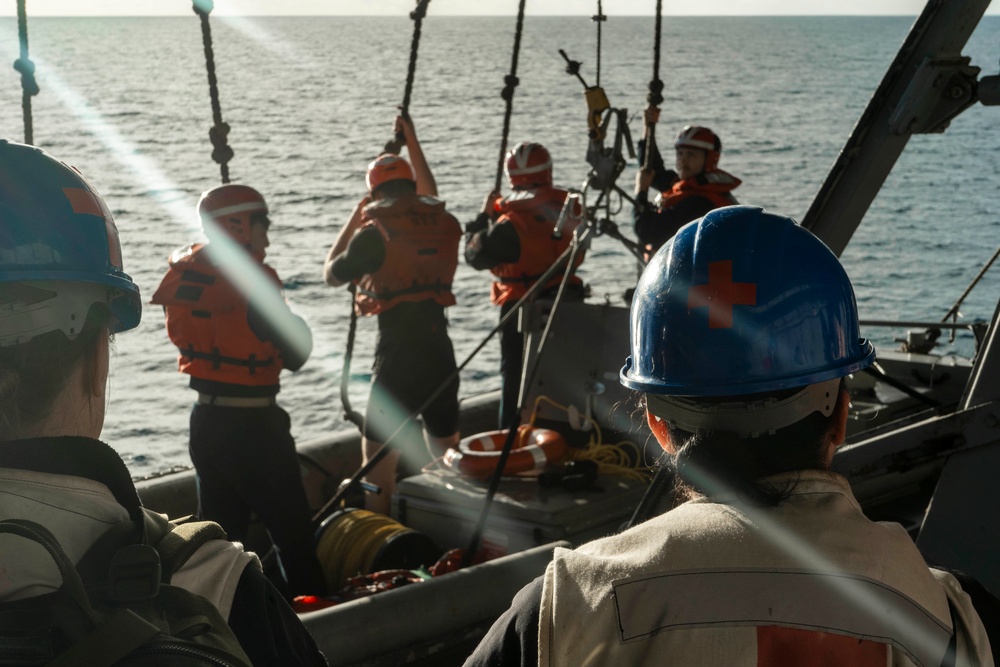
[{"left": 663, "top": 381, "right": 843, "bottom": 506}]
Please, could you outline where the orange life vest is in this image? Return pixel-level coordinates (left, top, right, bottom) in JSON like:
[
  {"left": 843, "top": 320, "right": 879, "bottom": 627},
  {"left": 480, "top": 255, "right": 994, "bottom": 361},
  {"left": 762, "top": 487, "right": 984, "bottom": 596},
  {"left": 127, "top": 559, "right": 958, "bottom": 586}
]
[
  {"left": 354, "top": 195, "right": 461, "bottom": 316},
  {"left": 489, "top": 186, "right": 585, "bottom": 305},
  {"left": 657, "top": 168, "right": 741, "bottom": 212},
  {"left": 150, "top": 243, "right": 283, "bottom": 386}
]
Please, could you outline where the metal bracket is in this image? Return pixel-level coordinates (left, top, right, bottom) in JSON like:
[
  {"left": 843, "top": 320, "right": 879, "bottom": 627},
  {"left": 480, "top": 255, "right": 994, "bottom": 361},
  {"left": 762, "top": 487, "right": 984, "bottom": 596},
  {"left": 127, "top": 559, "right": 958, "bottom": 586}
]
[{"left": 889, "top": 56, "right": 980, "bottom": 134}]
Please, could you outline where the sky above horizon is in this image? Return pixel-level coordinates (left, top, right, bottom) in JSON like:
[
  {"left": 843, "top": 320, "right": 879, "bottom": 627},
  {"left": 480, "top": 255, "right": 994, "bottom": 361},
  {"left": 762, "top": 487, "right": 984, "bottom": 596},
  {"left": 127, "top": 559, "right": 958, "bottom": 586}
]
[{"left": 2, "top": 0, "right": 998, "bottom": 17}]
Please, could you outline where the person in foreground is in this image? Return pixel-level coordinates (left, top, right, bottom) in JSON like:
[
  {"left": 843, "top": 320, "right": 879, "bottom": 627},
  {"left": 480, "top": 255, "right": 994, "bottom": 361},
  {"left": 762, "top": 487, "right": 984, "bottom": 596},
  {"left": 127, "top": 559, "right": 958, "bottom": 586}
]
[
  {"left": 324, "top": 114, "right": 462, "bottom": 515},
  {"left": 633, "top": 106, "right": 740, "bottom": 261},
  {"left": 151, "top": 181, "right": 326, "bottom": 599},
  {"left": 465, "top": 205, "right": 994, "bottom": 666},
  {"left": 0, "top": 140, "right": 327, "bottom": 665},
  {"left": 465, "top": 142, "right": 586, "bottom": 428}
]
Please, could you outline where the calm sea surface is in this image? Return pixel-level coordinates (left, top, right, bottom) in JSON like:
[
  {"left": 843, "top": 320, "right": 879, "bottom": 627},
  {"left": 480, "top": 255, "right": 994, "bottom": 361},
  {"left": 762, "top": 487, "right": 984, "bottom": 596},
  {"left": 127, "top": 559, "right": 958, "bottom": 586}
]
[{"left": 0, "top": 16, "right": 997, "bottom": 477}]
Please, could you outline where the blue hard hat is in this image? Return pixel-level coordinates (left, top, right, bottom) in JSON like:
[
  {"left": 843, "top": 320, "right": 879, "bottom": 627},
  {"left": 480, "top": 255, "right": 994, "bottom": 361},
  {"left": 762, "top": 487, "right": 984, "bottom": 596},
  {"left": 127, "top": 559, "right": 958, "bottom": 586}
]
[
  {"left": 620, "top": 206, "right": 874, "bottom": 396},
  {"left": 0, "top": 140, "right": 141, "bottom": 338}
]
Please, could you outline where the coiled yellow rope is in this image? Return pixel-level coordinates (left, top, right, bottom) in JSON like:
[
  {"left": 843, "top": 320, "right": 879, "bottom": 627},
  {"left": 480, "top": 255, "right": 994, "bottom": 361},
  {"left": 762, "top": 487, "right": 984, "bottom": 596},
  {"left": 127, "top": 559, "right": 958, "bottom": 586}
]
[
  {"left": 526, "top": 395, "right": 649, "bottom": 482},
  {"left": 315, "top": 509, "right": 414, "bottom": 590}
]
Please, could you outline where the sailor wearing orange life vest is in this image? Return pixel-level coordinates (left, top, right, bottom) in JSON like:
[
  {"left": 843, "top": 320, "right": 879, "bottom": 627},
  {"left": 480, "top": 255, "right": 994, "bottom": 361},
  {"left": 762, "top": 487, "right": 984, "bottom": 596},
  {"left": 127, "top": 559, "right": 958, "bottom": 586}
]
[
  {"left": 151, "top": 184, "right": 326, "bottom": 598},
  {"left": 465, "top": 207, "right": 995, "bottom": 667},
  {"left": 465, "top": 143, "right": 587, "bottom": 429},
  {"left": 324, "top": 114, "right": 462, "bottom": 515},
  {"left": 634, "top": 106, "right": 741, "bottom": 261}
]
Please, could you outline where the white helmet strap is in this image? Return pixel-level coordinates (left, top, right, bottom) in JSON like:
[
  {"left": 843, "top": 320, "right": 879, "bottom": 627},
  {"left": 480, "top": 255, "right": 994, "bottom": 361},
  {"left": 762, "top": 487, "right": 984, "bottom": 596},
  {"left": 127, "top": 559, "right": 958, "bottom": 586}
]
[{"left": 645, "top": 378, "right": 842, "bottom": 438}]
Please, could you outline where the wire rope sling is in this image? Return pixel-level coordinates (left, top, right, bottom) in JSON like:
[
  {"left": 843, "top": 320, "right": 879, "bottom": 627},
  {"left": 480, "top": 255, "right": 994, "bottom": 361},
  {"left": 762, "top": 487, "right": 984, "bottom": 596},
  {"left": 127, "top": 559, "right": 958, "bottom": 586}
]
[
  {"left": 192, "top": 0, "right": 235, "bottom": 184},
  {"left": 13, "top": 0, "right": 40, "bottom": 145}
]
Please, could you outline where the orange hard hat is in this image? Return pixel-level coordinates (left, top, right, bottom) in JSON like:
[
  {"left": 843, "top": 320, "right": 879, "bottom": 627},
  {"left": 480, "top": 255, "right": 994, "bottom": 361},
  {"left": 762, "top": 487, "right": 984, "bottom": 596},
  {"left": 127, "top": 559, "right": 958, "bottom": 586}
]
[
  {"left": 197, "top": 184, "right": 268, "bottom": 244},
  {"left": 366, "top": 154, "right": 415, "bottom": 192},
  {"left": 674, "top": 126, "right": 722, "bottom": 172},
  {"left": 504, "top": 142, "right": 553, "bottom": 188}
]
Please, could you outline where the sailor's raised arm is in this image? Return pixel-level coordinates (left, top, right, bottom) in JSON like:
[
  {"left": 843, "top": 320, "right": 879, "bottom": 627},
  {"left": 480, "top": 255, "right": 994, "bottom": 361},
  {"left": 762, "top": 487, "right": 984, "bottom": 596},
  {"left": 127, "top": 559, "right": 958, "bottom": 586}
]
[{"left": 397, "top": 114, "right": 437, "bottom": 197}]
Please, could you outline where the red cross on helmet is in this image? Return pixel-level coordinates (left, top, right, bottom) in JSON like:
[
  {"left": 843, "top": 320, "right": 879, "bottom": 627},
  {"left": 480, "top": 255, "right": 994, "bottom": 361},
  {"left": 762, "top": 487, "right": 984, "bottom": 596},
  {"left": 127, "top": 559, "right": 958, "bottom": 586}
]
[
  {"left": 620, "top": 205, "right": 875, "bottom": 398},
  {"left": 504, "top": 142, "right": 553, "bottom": 189},
  {"left": 0, "top": 140, "right": 141, "bottom": 344},
  {"left": 674, "top": 125, "right": 722, "bottom": 172},
  {"left": 197, "top": 183, "right": 268, "bottom": 246},
  {"left": 366, "top": 153, "right": 416, "bottom": 193}
]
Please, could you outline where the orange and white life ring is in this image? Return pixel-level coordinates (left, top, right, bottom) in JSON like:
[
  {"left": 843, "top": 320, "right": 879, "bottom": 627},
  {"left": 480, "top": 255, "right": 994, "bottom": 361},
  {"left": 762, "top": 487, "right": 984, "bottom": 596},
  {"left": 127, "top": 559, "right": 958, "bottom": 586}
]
[{"left": 442, "top": 426, "right": 568, "bottom": 479}]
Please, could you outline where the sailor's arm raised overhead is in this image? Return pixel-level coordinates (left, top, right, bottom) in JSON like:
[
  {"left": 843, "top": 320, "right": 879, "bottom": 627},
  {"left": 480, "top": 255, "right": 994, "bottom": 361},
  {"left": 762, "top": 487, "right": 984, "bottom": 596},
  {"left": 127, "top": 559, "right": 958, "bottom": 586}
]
[{"left": 397, "top": 114, "right": 437, "bottom": 197}]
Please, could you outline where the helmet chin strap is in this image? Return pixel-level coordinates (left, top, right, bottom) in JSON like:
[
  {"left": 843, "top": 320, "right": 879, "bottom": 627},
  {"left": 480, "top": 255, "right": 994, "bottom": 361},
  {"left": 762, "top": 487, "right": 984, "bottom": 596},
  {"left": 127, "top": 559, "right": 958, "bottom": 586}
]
[{"left": 645, "top": 378, "right": 842, "bottom": 438}]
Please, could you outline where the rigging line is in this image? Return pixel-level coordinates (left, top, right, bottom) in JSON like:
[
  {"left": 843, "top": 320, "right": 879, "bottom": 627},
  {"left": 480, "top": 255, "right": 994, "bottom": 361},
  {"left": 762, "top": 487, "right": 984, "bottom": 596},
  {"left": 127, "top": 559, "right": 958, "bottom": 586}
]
[
  {"left": 493, "top": 0, "right": 528, "bottom": 193},
  {"left": 193, "top": 0, "right": 234, "bottom": 184},
  {"left": 941, "top": 244, "right": 1000, "bottom": 324},
  {"left": 384, "top": 0, "right": 432, "bottom": 155},
  {"left": 14, "top": 0, "right": 39, "bottom": 145},
  {"left": 592, "top": 0, "right": 607, "bottom": 87}
]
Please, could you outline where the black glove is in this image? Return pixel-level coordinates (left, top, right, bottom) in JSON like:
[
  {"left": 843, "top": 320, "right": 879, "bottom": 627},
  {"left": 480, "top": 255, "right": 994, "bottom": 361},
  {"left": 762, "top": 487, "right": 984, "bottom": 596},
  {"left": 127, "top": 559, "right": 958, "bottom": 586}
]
[{"left": 465, "top": 212, "right": 490, "bottom": 235}]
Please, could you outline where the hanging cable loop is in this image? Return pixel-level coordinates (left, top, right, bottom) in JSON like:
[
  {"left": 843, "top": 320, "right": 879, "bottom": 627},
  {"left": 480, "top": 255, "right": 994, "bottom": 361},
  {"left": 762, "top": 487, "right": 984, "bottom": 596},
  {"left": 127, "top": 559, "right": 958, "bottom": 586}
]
[
  {"left": 492, "top": 0, "right": 528, "bottom": 192},
  {"left": 193, "top": 0, "right": 234, "bottom": 183},
  {"left": 385, "top": 0, "right": 432, "bottom": 155},
  {"left": 14, "top": 0, "right": 39, "bottom": 145}
]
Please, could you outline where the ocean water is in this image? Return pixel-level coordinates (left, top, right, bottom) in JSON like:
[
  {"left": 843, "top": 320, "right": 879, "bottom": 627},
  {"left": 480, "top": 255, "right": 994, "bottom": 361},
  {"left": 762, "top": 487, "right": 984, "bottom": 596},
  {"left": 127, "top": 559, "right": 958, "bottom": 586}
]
[{"left": 0, "top": 15, "right": 997, "bottom": 477}]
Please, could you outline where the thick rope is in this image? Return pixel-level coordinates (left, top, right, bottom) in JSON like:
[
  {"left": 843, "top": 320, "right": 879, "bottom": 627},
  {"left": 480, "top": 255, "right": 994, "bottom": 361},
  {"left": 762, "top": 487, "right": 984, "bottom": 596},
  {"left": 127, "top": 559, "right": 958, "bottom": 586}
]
[
  {"left": 14, "top": 0, "right": 39, "bottom": 145},
  {"left": 384, "top": 0, "right": 432, "bottom": 155},
  {"left": 193, "top": 0, "right": 234, "bottom": 184},
  {"left": 643, "top": 0, "right": 665, "bottom": 172},
  {"left": 492, "top": 0, "right": 528, "bottom": 193},
  {"left": 592, "top": 0, "right": 606, "bottom": 87}
]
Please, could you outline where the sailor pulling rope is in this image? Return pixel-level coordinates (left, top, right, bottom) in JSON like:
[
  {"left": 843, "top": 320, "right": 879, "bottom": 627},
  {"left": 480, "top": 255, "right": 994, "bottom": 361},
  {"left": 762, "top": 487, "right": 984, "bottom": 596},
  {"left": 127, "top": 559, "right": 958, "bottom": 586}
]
[
  {"left": 339, "top": 0, "right": 434, "bottom": 430},
  {"left": 193, "top": 0, "right": 235, "bottom": 183},
  {"left": 314, "top": 228, "right": 591, "bottom": 527}
]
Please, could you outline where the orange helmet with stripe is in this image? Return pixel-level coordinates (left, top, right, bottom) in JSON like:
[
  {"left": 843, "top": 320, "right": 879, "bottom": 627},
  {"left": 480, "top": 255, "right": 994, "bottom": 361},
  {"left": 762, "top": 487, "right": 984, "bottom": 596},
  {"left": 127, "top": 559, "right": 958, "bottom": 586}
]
[
  {"left": 674, "top": 126, "right": 722, "bottom": 173},
  {"left": 197, "top": 184, "right": 269, "bottom": 245},
  {"left": 504, "top": 142, "right": 553, "bottom": 188}
]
